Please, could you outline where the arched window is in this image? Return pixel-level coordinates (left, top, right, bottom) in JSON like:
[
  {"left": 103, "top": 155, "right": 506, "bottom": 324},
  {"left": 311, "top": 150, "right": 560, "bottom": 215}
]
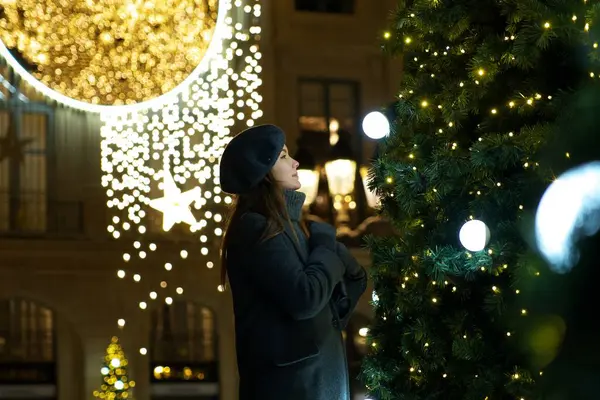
[
  {"left": 149, "top": 301, "right": 219, "bottom": 400},
  {"left": 0, "top": 298, "right": 56, "bottom": 399}
]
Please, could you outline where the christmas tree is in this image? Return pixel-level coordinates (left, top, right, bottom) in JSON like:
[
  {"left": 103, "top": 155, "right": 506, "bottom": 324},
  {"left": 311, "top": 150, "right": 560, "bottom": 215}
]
[
  {"left": 93, "top": 336, "right": 136, "bottom": 399},
  {"left": 362, "top": 0, "right": 599, "bottom": 398}
]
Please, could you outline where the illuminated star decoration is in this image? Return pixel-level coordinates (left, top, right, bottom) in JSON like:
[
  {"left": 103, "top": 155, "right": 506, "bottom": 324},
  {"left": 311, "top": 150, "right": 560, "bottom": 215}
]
[{"left": 149, "top": 169, "right": 201, "bottom": 231}]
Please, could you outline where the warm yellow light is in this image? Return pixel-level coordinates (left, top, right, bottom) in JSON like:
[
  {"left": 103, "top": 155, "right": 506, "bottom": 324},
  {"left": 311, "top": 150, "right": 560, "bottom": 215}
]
[
  {"left": 360, "top": 166, "right": 380, "bottom": 208},
  {"left": 544, "top": 22, "right": 551, "bottom": 29},
  {"left": 405, "top": 37, "right": 412, "bottom": 44},
  {"left": 325, "top": 159, "right": 357, "bottom": 196},
  {"left": 477, "top": 68, "right": 485, "bottom": 76},
  {"left": 421, "top": 100, "right": 429, "bottom": 107},
  {"left": 383, "top": 32, "right": 391, "bottom": 39},
  {"left": 96, "top": 0, "right": 263, "bottom": 311},
  {"left": 0, "top": 0, "right": 220, "bottom": 108},
  {"left": 297, "top": 169, "right": 320, "bottom": 207},
  {"left": 149, "top": 169, "right": 201, "bottom": 231}
]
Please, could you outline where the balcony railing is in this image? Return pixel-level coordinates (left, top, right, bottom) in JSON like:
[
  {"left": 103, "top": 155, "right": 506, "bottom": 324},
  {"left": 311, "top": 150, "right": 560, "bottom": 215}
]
[
  {"left": 0, "top": 333, "right": 55, "bottom": 363},
  {"left": 150, "top": 361, "right": 219, "bottom": 383},
  {"left": 0, "top": 362, "right": 56, "bottom": 384},
  {"left": 0, "top": 197, "right": 84, "bottom": 237},
  {"left": 150, "top": 334, "right": 218, "bottom": 364}
]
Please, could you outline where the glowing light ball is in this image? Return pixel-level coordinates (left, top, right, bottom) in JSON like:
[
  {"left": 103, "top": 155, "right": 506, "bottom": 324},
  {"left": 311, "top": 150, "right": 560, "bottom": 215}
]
[
  {"left": 0, "top": 0, "right": 222, "bottom": 112},
  {"left": 536, "top": 161, "right": 600, "bottom": 273},
  {"left": 459, "top": 219, "right": 491, "bottom": 252},
  {"left": 372, "top": 291, "right": 379, "bottom": 303},
  {"left": 362, "top": 111, "right": 390, "bottom": 139}
]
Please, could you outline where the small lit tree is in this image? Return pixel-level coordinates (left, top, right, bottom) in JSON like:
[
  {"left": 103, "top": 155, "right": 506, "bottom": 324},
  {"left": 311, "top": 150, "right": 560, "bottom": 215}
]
[{"left": 93, "top": 336, "right": 135, "bottom": 399}]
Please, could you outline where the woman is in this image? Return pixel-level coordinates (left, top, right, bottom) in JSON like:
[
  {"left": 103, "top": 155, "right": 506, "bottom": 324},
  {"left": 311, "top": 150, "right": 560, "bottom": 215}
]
[{"left": 219, "top": 124, "right": 368, "bottom": 400}]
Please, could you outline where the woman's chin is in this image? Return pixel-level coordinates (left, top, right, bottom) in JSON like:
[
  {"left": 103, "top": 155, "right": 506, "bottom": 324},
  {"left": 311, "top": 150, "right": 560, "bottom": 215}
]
[{"left": 285, "top": 181, "right": 302, "bottom": 191}]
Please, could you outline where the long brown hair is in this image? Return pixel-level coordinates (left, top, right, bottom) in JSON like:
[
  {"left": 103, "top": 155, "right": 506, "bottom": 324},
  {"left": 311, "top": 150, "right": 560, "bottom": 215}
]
[{"left": 219, "top": 172, "right": 309, "bottom": 288}]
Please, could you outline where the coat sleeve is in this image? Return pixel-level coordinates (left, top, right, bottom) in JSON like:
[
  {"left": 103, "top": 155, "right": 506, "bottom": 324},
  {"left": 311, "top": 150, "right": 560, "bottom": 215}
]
[
  {"left": 235, "top": 212, "right": 345, "bottom": 320},
  {"left": 334, "top": 242, "right": 368, "bottom": 329}
]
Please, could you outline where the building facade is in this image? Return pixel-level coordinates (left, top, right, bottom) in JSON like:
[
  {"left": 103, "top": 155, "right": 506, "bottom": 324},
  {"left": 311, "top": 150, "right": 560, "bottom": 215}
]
[{"left": 0, "top": 0, "right": 400, "bottom": 399}]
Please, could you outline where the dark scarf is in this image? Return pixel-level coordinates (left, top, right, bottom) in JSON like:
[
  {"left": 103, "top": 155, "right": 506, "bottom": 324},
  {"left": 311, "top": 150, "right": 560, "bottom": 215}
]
[{"left": 284, "top": 189, "right": 306, "bottom": 222}]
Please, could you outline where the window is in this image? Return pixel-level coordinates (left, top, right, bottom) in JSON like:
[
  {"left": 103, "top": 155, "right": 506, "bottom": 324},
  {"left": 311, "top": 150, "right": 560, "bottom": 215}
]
[
  {"left": 295, "top": 0, "right": 355, "bottom": 14},
  {"left": 298, "top": 79, "right": 360, "bottom": 162},
  {"left": 0, "top": 65, "right": 61, "bottom": 236},
  {"left": 0, "top": 298, "right": 56, "bottom": 387},
  {"left": 0, "top": 65, "right": 85, "bottom": 236},
  {"left": 150, "top": 302, "right": 219, "bottom": 400},
  {"left": 0, "top": 109, "right": 50, "bottom": 233}
]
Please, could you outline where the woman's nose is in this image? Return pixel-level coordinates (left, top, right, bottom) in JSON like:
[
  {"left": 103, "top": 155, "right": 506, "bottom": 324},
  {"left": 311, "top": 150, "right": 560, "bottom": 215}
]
[{"left": 292, "top": 159, "right": 300, "bottom": 169}]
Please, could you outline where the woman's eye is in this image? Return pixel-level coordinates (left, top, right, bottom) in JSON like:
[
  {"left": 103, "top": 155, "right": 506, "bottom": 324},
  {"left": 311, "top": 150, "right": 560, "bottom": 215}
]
[{"left": 281, "top": 155, "right": 287, "bottom": 159}]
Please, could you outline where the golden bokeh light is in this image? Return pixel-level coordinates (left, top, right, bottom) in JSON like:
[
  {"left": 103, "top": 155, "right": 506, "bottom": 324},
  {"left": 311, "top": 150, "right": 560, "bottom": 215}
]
[
  {"left": 0, "top": 0, "right": 219, "bottom": 106},
  {"left": 100, "top": 0, "right": 264, "bottom": 308}
]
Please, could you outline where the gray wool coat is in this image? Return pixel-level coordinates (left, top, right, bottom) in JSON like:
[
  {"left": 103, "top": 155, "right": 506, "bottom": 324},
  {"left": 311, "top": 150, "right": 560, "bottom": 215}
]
[{"left": 226, "top": 194, "right": 367, "bottom": 400}]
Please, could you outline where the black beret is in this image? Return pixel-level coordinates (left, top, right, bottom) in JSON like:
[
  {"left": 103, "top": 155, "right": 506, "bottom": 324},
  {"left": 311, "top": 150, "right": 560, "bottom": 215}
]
[{"left": 219, "top": 124, "right": 286, "bottom": 195}]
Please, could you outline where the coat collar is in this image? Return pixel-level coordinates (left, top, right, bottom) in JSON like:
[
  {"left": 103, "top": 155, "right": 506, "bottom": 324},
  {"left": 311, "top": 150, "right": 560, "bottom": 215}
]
[{"left": 282, "top": 190, "right": 308, "bottom": 263}]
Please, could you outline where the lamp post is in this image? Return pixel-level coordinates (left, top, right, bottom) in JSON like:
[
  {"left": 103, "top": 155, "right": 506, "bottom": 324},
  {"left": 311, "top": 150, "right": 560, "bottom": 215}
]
[
  {"left": 359, "top": 166, "right": 380, "bottom": 209},
  {"left": 324, "top": 130, "right": 357, "bottom": 232}
]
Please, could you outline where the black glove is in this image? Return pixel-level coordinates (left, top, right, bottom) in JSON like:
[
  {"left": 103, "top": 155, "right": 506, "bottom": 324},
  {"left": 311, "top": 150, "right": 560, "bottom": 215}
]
[
  {"left": 308, "top": 221, "right": 337, "bottom": 252},
  {"left": 336, "top": 242, "right": 366, "bottom": 279}
]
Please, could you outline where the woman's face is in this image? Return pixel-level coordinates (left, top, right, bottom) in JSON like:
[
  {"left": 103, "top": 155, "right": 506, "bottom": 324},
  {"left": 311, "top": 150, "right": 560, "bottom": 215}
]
[{"left": 271, "top": 145, "right": 301, "bottom": 190}]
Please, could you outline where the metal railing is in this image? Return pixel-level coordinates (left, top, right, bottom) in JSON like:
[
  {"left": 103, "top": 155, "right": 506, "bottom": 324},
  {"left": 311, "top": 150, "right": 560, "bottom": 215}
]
[
  {"left": 0, "top": 333, "right": 55, "bottom": 363},
  {"left": 150, "top": 361, "right": 219, "bottom": 383},
  {"left": 0, "top": 197, "right": 84, "bottom": 237},
  {"left": 150, "top": 334, "right": 218, "bottom": 364},
  {"left": 0, "top": 362, "right": 56, "bottom": 384}
]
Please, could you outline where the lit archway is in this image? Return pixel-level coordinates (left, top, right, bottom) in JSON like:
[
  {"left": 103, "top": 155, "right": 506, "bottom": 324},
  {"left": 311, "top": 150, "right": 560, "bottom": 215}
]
[
  {"left": 0, "top": 297, "right": 57, "bottom": 399},
  {"left": 149, "top": 301, "right": 218, "bottom": 400}
]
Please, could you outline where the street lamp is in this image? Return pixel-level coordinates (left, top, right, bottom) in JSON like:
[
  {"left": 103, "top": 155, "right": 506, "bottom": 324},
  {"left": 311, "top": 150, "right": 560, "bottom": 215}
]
[
  {"left": 324, "top": 130, "right": 357, "bottom": 230},
  {"left": 293, "top": 146, "right": 320, "bottom": 208},
  {"left": 360, "top": 166, "right": 380, "bottom": 209}
]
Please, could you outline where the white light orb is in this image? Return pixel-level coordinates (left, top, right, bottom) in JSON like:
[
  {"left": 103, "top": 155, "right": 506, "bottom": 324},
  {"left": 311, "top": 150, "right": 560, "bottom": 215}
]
[
  {"left": 459, "top": 219, "right": 491, "bottom": 252},
  {"left": 110, "top": 358, "right": 121, "bottom": 368},
  {"left": 100, "top": 367, "right": 110, "bottom": 375},
  {"left": 536, "top": 161, "right": 600, "bottom": 273},
  {"left": 114, "top": 380, "right": 124, "bottom": 390},
  {"left": 372, "top": 291, "right": 379, "bottom": 303},
  {"left": 362, "top": 111, "right": 390, "bottom": 139}
]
